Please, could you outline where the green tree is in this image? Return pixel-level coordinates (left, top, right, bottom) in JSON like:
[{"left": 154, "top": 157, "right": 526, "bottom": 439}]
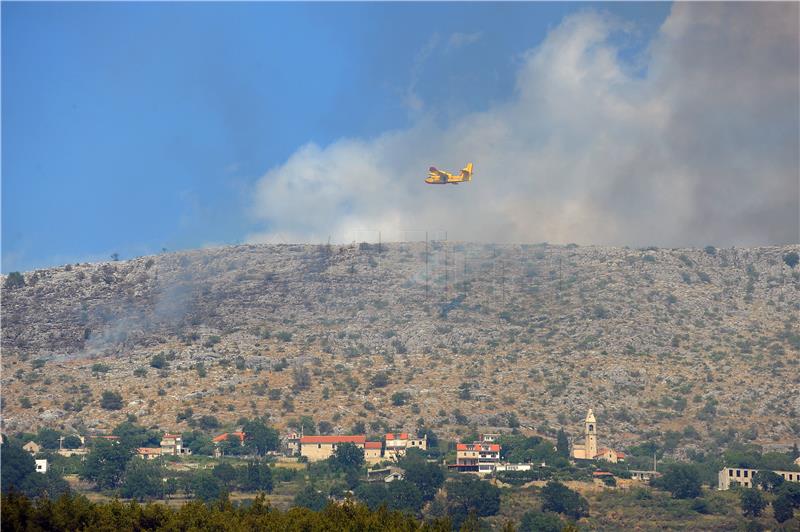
[
  {"left": 121, "top": 459, "right": 164, "bottom": 501},
  {"left": 773, "top": 494, "right": 795, "bottom": 523},
  {"left": 0, "top": 437, "right": 35, "bottom": 492},
  {"left": 386, "top": 480, "right": 423, "bottom": 512},
  {"left": 4, "top": 272, "right": 25, "bottom": 289},
  {"left": 399, "top": 450, "right": 444, "bottom": 501},
  {"left": 63, "top": 435, "right": 83, "bottom": 449},
  {"left": 81, "top": 439, "right": 133, "bottom": 489},
  {"left": 220, "top": 434, "right": 245, "bottom": 457},
  {"left": 446, "top": 477, "right": 501, "bottom": 528},
  {"left": 243, "top": 419, "right": 280, "bottom": 456},
  {"left": 556, "top": 429, "right": 570, "bottom": 459},
  {"left": 212, "top": 463, "right": 238, "bottom": 489},
  {"left": 371, "top": 372, "right": 389, "bottom": 388},
  {"left": 354, "top": 483, "right": 387, "bottom": 510},
  {"left": 752, "top": 470, "right": 784, "bottom": 492},
  {"left": 740, "top": 488, "right": 766, "bottom": 517},
  {"left": 198, "top": 415, "right": 220, "bottom": 430},
  {"left": 240, "top": 461, "right": 273, "bottom": 493},
  {"left": 191, "top": 472, "right": 223, "bottom": 501},
  {"left": 185, "top": 433, "right": 214, "bottom": 456},
  {"left": 112, "top": 421, "right": 160, "bottom": 449},
  {"left": 19, "top": 470, "right": 71, "bottom": 500},
  {"left": 150, "top": 354, "right": 167, "bottom": 369},
  {"left": 778, "top": 482, "right": 800, "bottom": 507},
  {"left": 293, "top": 485, "right": 328, "bottom": 511},
  {"left": 391, "top": 391, "right": 411, "bottom": 406},
  {"left": 330, "top": 442, "right": 365, "bottom": 472},
  {"left": 651, "top": 463, "right": 702, "bottom": 499},
  {"left": 100, "top": 391, "right": 123, "bottom": 411},
  {"left": 37, "top": 428, "right": 61, "bottom": 450},
  {"left": 519, "top": 511, "right": 564, "bottom": 532},
  {"left": 783, "top": 251, "right": 799, "bottom": 269},
  {"left": 541, "top": 481, "right": 589, "bottom": 519}
]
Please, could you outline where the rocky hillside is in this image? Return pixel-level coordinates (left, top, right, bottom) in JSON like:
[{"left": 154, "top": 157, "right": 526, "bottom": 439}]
[{"left": 2, "top": 242, "right": 799, "bottom": 456}]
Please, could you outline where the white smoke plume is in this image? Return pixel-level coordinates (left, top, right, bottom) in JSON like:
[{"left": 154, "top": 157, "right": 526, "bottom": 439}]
[{"left": 247, "top": 3, "right": 799, "bottom": 248}]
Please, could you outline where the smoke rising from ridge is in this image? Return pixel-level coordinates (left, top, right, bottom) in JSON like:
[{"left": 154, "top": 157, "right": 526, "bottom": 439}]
[{"left": 247, "top": 4, "right": 799, "bottom": 248}]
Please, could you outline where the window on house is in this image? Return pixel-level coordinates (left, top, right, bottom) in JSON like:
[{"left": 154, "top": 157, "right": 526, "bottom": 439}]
[
  {"left": 736, "top": 470, "right": 741, "bottom": 477},
  {"left": 744, "top": 470, "right": 748, "bottom": 477}
]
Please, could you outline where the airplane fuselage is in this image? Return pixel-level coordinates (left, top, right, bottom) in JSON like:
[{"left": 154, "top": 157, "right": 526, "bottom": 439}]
[{"left": 425, "top": 163, "right": 473, "bottom": 185}]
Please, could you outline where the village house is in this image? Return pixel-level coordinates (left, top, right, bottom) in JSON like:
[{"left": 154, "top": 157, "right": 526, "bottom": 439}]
[
  {"left": 300, "top": 435, "right": 366, "bottom": 462},
  {"left": 23, "top": 441, "right": 41, "bottom": 456},
  {"left": 718, "top": 467, "right": 800, "bottom": 490},
  {"left": 283, "top": 431, "right": 301, "bottom": 456},
  {"left": 366, "top": 466, "right": 404, "bottom": 483},
  {"left": 35, "top": 459, "right": 48, "bottom": 474},
  {"left": 213, "top": 431, "right": 245, "bottom": 457},
  {"left": 364, "top": 441, "right": 383, "bottom": 463},
  {"left": 595, "top": 447, "right": 626, "bottom": 464},
  {"left": 384, "top": 432, "right": 427, "bottom": 460},
  {"left": 160, "top": 433, "right": 191, "bottom": 456},
  {"left": 450, "top": 440, "right": 502, "bottom": 475},
  {"left": 137, "top": 447, "right": 162, "bottom": 460}
]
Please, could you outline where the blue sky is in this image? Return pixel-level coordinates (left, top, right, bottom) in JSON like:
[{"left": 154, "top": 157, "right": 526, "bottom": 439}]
[{"left": 10, "top": 2, "right": 790, "bottom": 273}]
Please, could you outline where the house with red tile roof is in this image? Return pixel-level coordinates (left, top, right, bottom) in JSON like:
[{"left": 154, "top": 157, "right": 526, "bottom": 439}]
[
  {"left": 213, "top": 431, "right": 245, "bottom": 443},
  {"left": 449, "top": 441, "right": 502, "bottom": 475},
  {"left": 137, "top": 447, "right": 162, "bottom": 460},
  {"left": 213, "top": 431, "right": 246, "bottom": 457},
  {"left": 595, "top": 447, "right": 625, "bottom": 463},
  {"left": 300, "top": 435, "right": 366, "bottom": 462},
  {"left": 364, "top": 441, "right": 383, "bottom": 463},
  {"left": 385, "top": 432, "right": 427, "bottom": 460}
]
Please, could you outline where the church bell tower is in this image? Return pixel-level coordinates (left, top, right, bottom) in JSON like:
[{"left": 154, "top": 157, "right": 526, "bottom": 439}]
[{"left": 585, "top": 409, "right": 597, "bottom": 459}]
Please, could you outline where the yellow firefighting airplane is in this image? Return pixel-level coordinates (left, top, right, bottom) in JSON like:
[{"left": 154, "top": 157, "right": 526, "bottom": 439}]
[{"left": 425, "top": 162, "right": 473, "bottom": 185}]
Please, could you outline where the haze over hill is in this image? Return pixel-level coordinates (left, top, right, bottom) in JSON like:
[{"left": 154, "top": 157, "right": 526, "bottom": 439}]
[{"left": 3, "top": 242, "right": 799, "bottom": 457}]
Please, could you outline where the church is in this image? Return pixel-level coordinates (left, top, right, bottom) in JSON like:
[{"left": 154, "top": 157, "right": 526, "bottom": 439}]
[{"left": 572, "top": 408, "right": 625, "bottom": 463}]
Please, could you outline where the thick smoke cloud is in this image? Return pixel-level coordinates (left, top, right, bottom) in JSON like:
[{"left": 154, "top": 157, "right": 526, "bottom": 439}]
[{"left": 248, "top": 3, "right": 799, "bottom": 247}]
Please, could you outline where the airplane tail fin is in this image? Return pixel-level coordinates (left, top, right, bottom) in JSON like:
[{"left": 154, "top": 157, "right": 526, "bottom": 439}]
[{"left": 463, "top": 162, "right": 473, "bottom": 181}]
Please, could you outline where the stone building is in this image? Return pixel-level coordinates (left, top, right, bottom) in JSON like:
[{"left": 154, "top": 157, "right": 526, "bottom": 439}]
[
  {"left": 364, "top": 441, "right": 383, "bottom": 463},
  {"left": 300, "top": 435, "right": 366, "bottom": 462},
  {"left": 23, "top": 441, "right": 41, "bottom": 456},
  {"left": 718, "top": 467, "right": 800, "bottom": 490},
  {"left": 137, "top": 447, "right": 162, "bottom": 460}
]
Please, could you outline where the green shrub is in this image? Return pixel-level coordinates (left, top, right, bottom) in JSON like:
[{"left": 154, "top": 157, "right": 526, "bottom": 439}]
[{"left": 4, "top": 272, "right": 25, "bottom": 289}]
